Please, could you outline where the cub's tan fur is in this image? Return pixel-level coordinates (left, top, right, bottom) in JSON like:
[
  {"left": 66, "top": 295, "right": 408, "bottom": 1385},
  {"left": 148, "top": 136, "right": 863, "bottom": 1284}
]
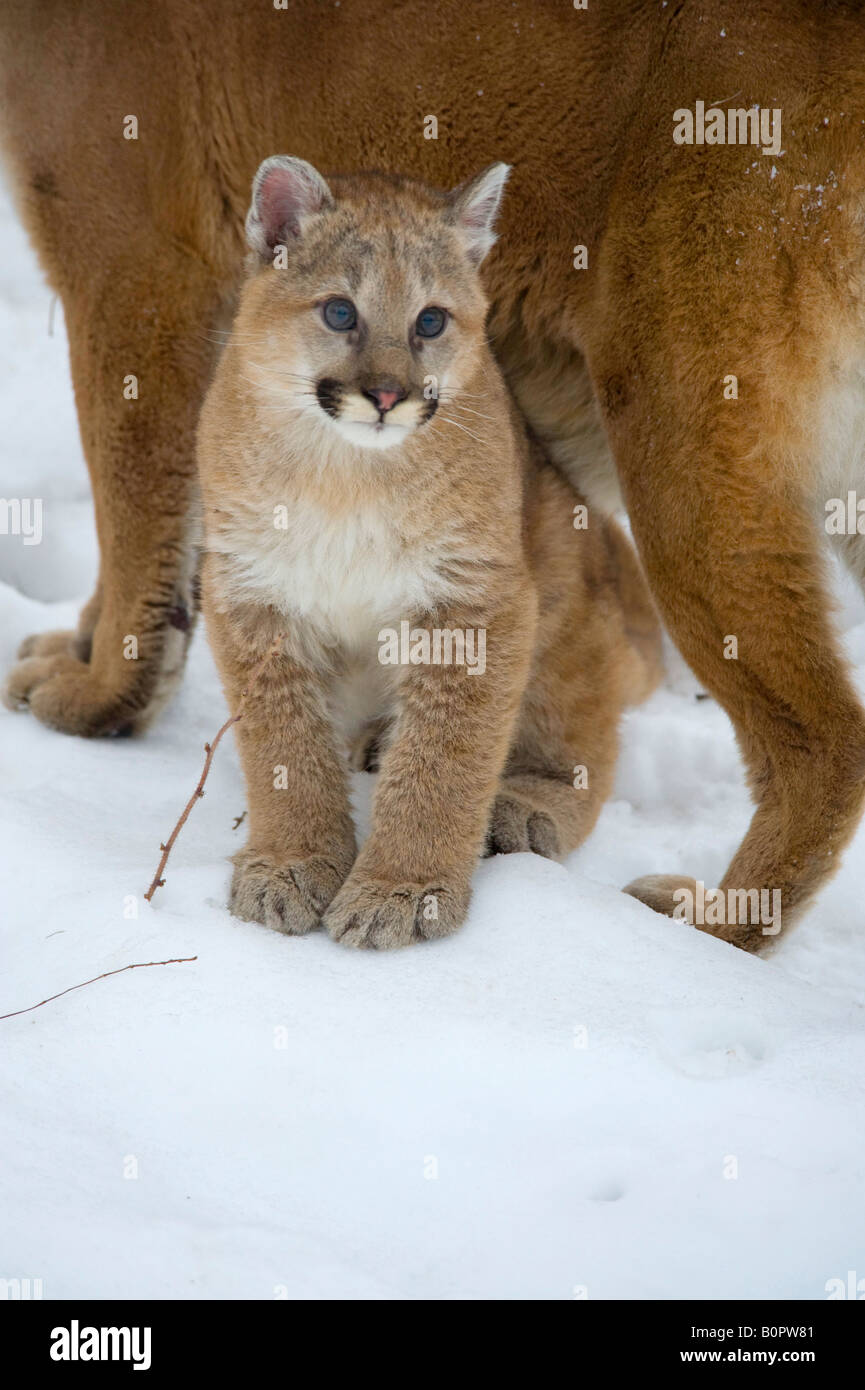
[{"left": 198, "top": 159, "right": 660, "bottom": 947}]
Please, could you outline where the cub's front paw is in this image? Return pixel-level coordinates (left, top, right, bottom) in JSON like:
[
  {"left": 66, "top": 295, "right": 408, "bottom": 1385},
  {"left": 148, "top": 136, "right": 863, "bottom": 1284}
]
[
  {"left": 323, "top": 872, "right": 470, "bottom": 950},
  {"left": 229, "top": 849, "right": 347, "bottom": 935}
]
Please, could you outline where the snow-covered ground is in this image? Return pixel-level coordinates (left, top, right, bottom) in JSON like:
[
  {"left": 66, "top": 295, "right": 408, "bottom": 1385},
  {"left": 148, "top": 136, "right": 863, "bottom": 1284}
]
[{"left": 1, "top": 180, "right": 863, "bottom": 1301}]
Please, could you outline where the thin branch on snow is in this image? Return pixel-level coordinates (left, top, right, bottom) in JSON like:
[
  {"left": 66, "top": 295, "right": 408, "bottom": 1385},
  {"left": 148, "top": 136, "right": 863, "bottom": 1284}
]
[
  {"left": 144, "top": 633, "right": 285, "bottom": 902},
  {"left": 0, "top": 957, "right": 197, "bottom": 1022}
]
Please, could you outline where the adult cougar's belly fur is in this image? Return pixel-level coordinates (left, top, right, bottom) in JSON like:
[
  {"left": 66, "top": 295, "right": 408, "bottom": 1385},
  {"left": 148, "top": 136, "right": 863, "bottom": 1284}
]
[{"left": 3, "top": 0, "right": 865, "bottom": 950}]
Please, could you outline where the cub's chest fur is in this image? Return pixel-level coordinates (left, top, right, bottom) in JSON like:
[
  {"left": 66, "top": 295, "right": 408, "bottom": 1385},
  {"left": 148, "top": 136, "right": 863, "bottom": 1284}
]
[{"left": 215, "top": 489, "right": 460, "bottom": 649}]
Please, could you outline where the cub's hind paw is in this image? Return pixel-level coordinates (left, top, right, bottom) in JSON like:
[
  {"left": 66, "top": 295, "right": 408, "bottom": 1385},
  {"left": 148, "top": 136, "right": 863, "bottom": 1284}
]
[
  {"left": 486, "top": 791, "right": 560, "bottom": 859},
  {"left": 230, "top": 849, "right": 347, "bottom": 935},
  {"left": 324, "top": 872, "right": 470, "bottom": 950}
]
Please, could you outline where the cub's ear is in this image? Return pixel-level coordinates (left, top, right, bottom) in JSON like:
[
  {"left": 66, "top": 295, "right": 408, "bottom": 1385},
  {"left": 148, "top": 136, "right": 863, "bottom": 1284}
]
[
  {"left": 448, "top": 162, "right": 511, "bottom": 265},
  {"left": 245, "top": 155, "right": 334, "bottom": 259}
]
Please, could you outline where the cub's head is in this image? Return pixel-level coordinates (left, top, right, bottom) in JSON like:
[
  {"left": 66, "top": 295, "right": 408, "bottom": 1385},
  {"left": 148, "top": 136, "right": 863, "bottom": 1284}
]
[{"left": 240, "top": 155, "right": 510, "bottom": 450}]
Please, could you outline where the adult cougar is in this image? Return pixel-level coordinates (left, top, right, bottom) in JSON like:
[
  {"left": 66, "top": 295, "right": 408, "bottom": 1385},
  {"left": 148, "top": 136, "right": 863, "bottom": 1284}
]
[{"left": 2, "top": 0, "right": 864, "bottom": 951}]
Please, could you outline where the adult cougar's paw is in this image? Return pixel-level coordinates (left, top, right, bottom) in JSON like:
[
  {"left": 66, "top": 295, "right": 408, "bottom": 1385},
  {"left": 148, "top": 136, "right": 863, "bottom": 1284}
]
[
  {"left": 323, "top": 871, "right": 470, "bottom": 950},
  {"left": 486, "top": 790, "right": 560, "bottom": 859},
  {"left": 17, "top": 629, "right": 85, "bottom": 661},
  {"left": 2, "top": 654, "right": 139, "bottom": 737},
  {"left": 623, "top": 872, "right": 778, "bottom": 955},
  {"left": 623, "top": 873, "right": 700, "bottom": 919},
  {"left": 229, "top": 849, "right": 347, "bottom": 935}
]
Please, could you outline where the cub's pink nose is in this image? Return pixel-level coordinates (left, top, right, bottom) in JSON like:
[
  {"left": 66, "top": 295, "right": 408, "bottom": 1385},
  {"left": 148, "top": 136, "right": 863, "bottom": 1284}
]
[{"left": 363, "top": 385, "right": 406, "bottom": 415}]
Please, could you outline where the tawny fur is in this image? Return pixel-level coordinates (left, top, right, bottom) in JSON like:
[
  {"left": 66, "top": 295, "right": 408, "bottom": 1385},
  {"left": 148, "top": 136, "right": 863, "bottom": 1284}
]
[
  {"left": 3, "top": 0, "right": 865, "bottom": 949},
  {"left": 197, "top": 161, "right": 659, "bottom": 948}
]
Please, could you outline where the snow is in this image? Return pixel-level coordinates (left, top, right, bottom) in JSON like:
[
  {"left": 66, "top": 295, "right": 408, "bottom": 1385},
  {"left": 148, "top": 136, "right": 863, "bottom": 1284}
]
[{"left": 1, "top": 180, "right": 864, "bottom": 1301}]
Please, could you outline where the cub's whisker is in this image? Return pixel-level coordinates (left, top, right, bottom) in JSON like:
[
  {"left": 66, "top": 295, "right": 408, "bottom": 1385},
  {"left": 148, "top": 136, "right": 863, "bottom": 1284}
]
[
  {"left": 439, "top": 403, "right": 496, "bottom": 422},
  {"left": 436, "top": 415, "right": 489, "bottom": 446}
]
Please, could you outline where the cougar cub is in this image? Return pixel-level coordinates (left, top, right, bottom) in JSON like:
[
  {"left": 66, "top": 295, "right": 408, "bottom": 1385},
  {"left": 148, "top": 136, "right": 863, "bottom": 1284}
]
[{"left": 197, "top": 156, "right": 661, "bottom": 948}]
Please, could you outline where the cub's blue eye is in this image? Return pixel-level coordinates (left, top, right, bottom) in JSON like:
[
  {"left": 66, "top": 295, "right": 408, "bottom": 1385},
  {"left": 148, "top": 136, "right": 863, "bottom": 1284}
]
[
  {"left": 415, "top": 306, "right": 447, "bottom": 339},
  {"left": 322, "top": 298, "right": 357, "bottom": 331}
]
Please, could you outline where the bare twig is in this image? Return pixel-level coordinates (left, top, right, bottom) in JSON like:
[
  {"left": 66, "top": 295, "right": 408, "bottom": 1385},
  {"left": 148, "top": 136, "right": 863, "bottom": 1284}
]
[
  {"left": 232, "top": 810, "right": 247, "bottom": 831},
  {"left": 144, "top": 633, "right": 285, "bottom": 901},
  {"left": 144, "top": 717, "right": 237, "bottom": 900},
  {"left": 0, "top": 956, "right": 197, "bottom": 1022}
]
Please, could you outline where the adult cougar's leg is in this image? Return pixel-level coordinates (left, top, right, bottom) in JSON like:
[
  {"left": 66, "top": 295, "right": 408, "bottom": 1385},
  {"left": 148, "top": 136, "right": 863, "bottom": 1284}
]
[
  {"left": 0, "top": 0, "right": 233, "bottom": 735},
  {"left": 3, "top": 253, "right": 219, "bottom": 735},
  {"left": 582, "top": 114, "right": 865, "bottom": 951},
  {"left": 602, "top": 364, "right": 865, "bottom": 950}
]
